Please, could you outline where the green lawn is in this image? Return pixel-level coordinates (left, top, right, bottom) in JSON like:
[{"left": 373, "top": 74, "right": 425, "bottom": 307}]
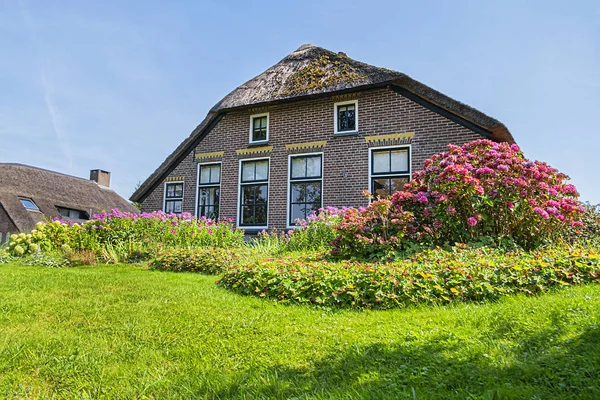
[{"left": 1, "top": 263, "right": 599, "bottom": 399}]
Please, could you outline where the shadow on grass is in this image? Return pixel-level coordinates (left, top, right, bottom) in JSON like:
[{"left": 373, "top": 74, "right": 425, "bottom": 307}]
[{"left": 212, "top": 324, "right": 599, "bottom": 400}]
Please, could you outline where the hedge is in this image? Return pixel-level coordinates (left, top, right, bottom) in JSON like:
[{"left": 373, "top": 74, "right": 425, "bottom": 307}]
[{"left": 217, "top": 245, "right": 600, "bottom": 309}]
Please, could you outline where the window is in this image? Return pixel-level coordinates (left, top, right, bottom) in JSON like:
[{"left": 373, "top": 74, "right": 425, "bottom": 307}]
[
  {"left": 20, "top": 198, "right": 39, "bottom": 211},
  {"left": 370, "top": 147, "right": 410, "bottom": 198},
  {"left": 289, "top": 154, "right": 323, "bottom": 226},
  {"left": 249, "top": 113, "right": 269, "bottom": 143},
  {"left": 164, "top": 182, "right": 184, "bottom": 213},
  {"left": 239, "top": 159, "right": 269, "bottom": 227},
  {"left": 197, "top": 163, "right": 221, "bottom": 219},
  {"left": 57, "top": 207, "right": 89, "bottom": 220},
  {"left": 334, "top": 100, "right": 358, "bottom": 134}
]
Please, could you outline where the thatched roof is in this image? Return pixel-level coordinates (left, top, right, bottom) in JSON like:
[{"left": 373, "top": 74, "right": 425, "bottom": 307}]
[
  {"left": 131, "top": 44, "right": 513, "bottom": 202},
  {"left": 0, "top": 163, "right": 138, "bottom": 233}
]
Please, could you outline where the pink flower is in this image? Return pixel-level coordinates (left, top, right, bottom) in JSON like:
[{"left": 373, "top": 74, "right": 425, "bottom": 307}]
[
  {"left": 533, "top": 207, "right": 549, "bottom": 219},
  {"left": 446, "top": 206, "right": 456, "bottom": 214},
  {"left": 467, "top": 217, "right": 477, "bottom": 226}
]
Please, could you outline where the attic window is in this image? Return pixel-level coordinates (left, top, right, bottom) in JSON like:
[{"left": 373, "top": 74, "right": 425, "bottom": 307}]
[
  {"left": 20, "top": 198, "right": 39, "bottom": 211},
  {"left": 334, "top": 100, "right": 358, "bottom": 134},
  {"left": 164, "top": 182, "right": 184, "bottom": 213},
  {"left": 250, "top": 113, "right": 269, "bottom": 143},
  {"left": 57, "top": 207, "right": 89, "bottom": 220}
]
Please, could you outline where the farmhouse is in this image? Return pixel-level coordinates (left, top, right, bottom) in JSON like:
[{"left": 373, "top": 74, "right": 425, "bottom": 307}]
[
  {"left": 131, "top": 44, "right": 514, "bottom": 232},
  {"left": 0, "top": 164, "right": 137, "bottom": 242}
]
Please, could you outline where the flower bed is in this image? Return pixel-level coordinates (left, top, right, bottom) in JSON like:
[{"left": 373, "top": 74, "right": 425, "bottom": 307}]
[
  {"left": 217, "top": 245, "right": 600, "bottom": 309},
  {"left": 5, "top": 210, "right": 244, "bottom": 262}
]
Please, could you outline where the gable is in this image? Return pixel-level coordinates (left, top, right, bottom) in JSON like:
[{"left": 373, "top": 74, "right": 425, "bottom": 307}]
[{"left": 131, "top": 44, "right": 513, "bottom": 203}]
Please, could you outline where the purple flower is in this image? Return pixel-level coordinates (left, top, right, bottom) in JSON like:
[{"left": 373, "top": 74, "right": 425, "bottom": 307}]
[{"left": 467, "top": 217, "right": 477, "bottom": 227}]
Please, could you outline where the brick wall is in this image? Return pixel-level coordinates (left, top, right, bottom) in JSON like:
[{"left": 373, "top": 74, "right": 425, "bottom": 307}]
[
  {"left": 0, "top": 203, "right": 18, "bottom": 243},
  {"left": 141, "top": 88, "right": 482, "bottom": 229}
]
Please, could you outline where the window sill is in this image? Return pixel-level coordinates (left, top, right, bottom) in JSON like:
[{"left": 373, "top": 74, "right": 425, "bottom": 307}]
[
  {"left": 248, "top": 141, "right": 269, "bottom": 147},
  {"left": 240, "top": 227, "right": 269, "bottom": 234},
  {"left": 333, "top": 131, "right": 359, "bottom": 137}
]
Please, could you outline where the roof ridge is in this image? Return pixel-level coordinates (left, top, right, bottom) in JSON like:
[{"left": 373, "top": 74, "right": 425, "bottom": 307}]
[{"left": 0, "top": 163, "right": 95, "bottom": 184}]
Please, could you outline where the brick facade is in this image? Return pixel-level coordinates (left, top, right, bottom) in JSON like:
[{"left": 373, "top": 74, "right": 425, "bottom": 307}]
[{"left": 141, "top": 88, "right": 482, "bottom": 230}]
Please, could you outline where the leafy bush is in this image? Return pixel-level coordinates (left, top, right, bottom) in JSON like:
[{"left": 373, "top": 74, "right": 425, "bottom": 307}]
[
  {"left": 149, "top": 247, "right": 242, "bottom": 274},
  {"left": 287, "top": 207, "right": 342, "bottom": 251},
  {"left": 65, "top": 249, "right": 98, "bottom": 266},
  {"left": 331, "top": 199, "right": 413, "bottom": 260},
  {"left": 7, "top": 210, "right": 245, "bottom": 262},
  {"left": 217, "top": 245, "right": 600, "bottom": 309},
  {"left": 22, "top": 251, "right": 70, "bottom": 268},
  {"left": 247, "top": 208, "right": 342, "bottom": 254},
  {"left": 577, "top": 202, "right": 600, "bottom": 242},
  {"left": 6, "top": 232, "right": 41, "bottom": 256}
]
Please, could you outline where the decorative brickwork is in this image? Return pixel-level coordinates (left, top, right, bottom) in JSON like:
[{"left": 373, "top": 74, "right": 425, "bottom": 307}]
[{"left": 141, "top": 88, "right": 483, "bottom": 229}]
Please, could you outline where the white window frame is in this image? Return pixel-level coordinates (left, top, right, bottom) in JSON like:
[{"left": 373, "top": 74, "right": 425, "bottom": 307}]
[
  {"left": 195, "top": 161, "right": 222, "bottom": 219},
  {"left": 249, "top": 113, "right": 270, "bottom": 144},
  {"left": 334, "top": 99, "right": 358, "bottom": 135},
  {"left": 19, "top": 197, "right": 40, "bottom": 212},
  {"left": 286, "top": 152, "right": 324, "bottom": 229},
  {"left": 237, "top": 157, "right": 270, "bottom": 230},
  {"left": 163, "top": 181, "right": 184, "bottom": 213},
  {"left": 368, "top": 144, "right": 412, "bottom": 200}
]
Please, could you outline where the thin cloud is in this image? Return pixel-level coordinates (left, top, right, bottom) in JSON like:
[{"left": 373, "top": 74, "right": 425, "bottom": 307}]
[{"left": 18, "top": 0, "right": 74, "bottom": 170}]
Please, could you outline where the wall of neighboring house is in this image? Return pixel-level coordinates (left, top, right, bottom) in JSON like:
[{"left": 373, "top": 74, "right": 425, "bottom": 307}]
[
  {"left": 0, "top": 203, "right": 18, "bottom": 243},
  {"left": 141, "top": 87, "right": 482, "bottom": 229}
]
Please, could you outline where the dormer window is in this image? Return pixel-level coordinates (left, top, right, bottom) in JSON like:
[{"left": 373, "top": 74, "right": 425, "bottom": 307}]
[
  {"left": 334, "top": 100, "right": 358, "bottom": 134},
  {"left": 20, "top": 198, "right": 39, "bottom": 211},
  {"left": 249, "top": 113, "right": 269, "bottom": 143},
  {"left": 57, "top": 207, "right": 89, "bottom": 220}
]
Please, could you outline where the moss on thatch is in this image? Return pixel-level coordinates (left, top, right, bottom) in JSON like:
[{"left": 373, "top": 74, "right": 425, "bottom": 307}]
[{"left": 281, "top": 54, "right": 368, "bottom": 96}]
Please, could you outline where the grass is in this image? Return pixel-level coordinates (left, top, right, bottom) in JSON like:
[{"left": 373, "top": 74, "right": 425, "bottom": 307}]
[{"left": 0, "top": 263, "right": 599, "bottom": 399}]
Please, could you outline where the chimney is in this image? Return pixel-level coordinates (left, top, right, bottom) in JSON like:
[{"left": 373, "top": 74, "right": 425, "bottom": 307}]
[{"left": 90, "top": 169, "right": 111, "bottom": 187}]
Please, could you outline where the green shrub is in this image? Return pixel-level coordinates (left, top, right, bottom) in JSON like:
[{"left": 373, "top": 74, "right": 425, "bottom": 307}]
[
  {"left": 287, "top": 207, "right": 341, "bottom": 251},
  {"left": 217, "top": 245, "right": 600, "bottom": 309},
  {"left": 65, "top": 249, "right": 98, "bottom": 266},
  {"left": 22, "top": 251, "right": 70, "bottom": 268},
  {"left": 577, "top": 202, "right": 600, "bottom": 242},
  {"left": 331, "top": 199, "right": 413, "bottom": 260},
  {"left": 149, "top": 247, "right": 242, "bottom": 274},
  {"left": 6, "top": 232, "right": 41, "bottom": 256},
  {"left": 247, "top": 229, "right": 291, "bottom": 255}
]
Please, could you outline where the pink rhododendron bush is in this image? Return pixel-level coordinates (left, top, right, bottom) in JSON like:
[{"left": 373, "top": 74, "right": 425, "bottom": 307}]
[{"left": 333, "top": 139, "right": 585, "bottom": 258}]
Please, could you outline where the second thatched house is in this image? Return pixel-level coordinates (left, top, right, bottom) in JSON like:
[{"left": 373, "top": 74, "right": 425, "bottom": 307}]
[
  {"left": 131, "top": 44, "right": 514, "bottom": 232},
  {"left": 0, "top": 164, "right": 137, "bottom": 242}
]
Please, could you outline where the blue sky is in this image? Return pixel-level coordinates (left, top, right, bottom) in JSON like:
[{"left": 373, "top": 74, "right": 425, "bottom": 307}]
[{"left": 1, "top": 0, "right": 599, "bottom": 203}]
